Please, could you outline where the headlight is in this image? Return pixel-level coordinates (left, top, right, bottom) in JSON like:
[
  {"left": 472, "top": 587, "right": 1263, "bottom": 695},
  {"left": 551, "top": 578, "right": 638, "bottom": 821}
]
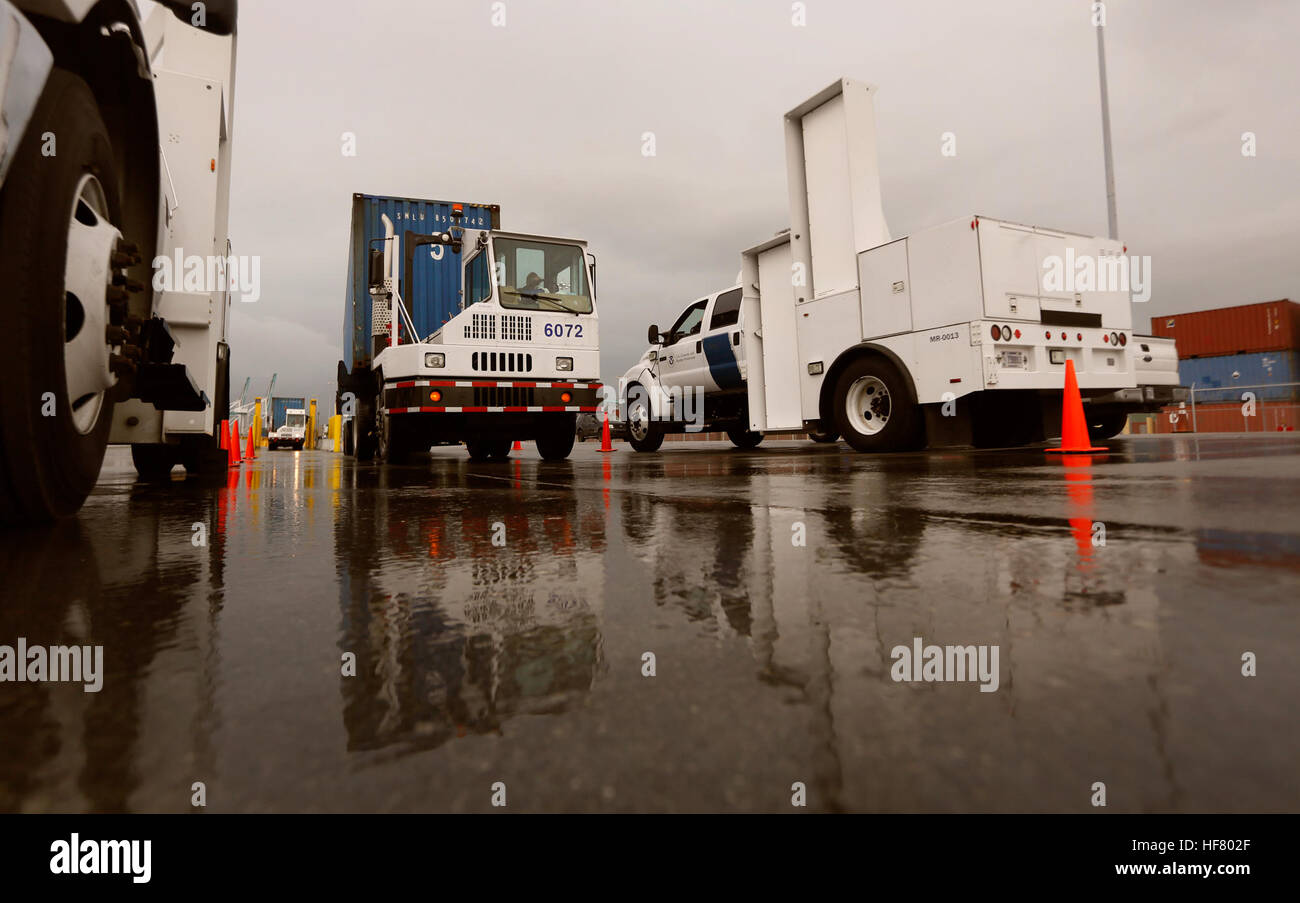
[
  {"left": 424, "top": 353, "right": 445, "bottom": 368},
  {"left": 556, "top": 357, "right": 573, "bottom": 371}
]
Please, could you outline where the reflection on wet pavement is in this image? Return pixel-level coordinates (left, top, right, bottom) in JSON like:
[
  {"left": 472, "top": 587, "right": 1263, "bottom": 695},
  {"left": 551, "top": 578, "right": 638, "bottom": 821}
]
[{"left": 1, "top": 435, "right": 1297, "bottom": 812}]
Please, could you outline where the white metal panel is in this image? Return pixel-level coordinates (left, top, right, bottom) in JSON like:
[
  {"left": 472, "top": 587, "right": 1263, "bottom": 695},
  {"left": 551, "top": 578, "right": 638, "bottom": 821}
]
[
  {"left": 1032, "top": 228, "right": 1133, "bottom": 330},
  {"left": 858, "top": 239, "right": 913, "bottom": 338},
  {"left": 154, "top": 67, "right": 223, "bottom": 436},
  {"left": 801, "top": 97, "right": 858, "bottom": 299},
  {"left": 784, "top": 78, "right": 890, "bottom": 304},
  {"left": 888, "top": 325, "right": 982, "bottom": 404},
  {"left": 796, "top": 289, "right": 861, "bottom": 417},
  {"left": 906, "top": 217, "right": 984, "bottom": 332},
  {"left": 755, "top": 240, "right": 802, "bottom": 430},
  {"left": 978, "top": 220, "right": 1041, "bottom": 321}
]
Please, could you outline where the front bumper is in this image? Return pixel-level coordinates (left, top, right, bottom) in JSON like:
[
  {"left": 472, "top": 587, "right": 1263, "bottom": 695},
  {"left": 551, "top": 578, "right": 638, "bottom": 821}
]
[{"left": 384, "top": 379, "right": 602, "bottom": 414}]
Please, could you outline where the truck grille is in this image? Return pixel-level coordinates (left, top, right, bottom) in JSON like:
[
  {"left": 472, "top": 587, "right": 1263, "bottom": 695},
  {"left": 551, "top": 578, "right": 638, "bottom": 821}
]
[
  {"left": 471, "top": 351, "right": 533, "bottom": 373},
  {"left": 464, "top": 313, "right": 496, "bottom": 340},
  {"left": 472, "top": 386, "right": 537, "bottom": 407},
  {"left": 500, "top": 314, "right": 532, "bottom": 341}
]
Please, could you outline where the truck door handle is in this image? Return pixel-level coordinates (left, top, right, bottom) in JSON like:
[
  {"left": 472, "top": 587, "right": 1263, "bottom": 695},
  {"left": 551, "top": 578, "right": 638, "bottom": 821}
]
[{"left": 696, "top": 341, "right": 701, "bottom": 353}]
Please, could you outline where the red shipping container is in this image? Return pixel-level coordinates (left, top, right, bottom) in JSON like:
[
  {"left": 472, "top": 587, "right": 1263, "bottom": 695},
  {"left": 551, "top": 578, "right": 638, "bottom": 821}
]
[{"left": 1151, "top": 299, "right": 1300, "bottom": 359}]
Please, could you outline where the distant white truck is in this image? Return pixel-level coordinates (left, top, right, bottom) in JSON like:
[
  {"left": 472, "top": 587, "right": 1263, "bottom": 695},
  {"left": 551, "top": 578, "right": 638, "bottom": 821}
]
[
  {"left": 621, "top": 78, "right": 1187, "bottom": 452},
  {"left": 267, "top": 409, "right": 306, "bottom": 450}
]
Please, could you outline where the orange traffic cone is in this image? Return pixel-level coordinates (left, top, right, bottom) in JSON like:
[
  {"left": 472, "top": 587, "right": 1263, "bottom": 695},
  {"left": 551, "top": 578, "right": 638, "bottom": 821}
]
[
  {"left": 1047, "top": 360, "right": 1108, "bottom": 454},
  {"left": 228, "top": 421, "right": 242, "bottom": 467},
  {"left": 512, "top": 440, "right": 523, "bottom": 451},
  {"left": 598, "top": 408, "right": 616, "bottom": 452},
  {"left": 245, "top": 425, "right": 257, "bottom": 461}
]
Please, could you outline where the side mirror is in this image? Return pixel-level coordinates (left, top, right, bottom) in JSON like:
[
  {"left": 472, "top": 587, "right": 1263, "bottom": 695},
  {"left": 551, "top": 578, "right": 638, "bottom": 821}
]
[
  {"left": 647, "top": 324, "right": 661, "bottom": 345},
  {"left": 368, "top": 248, "right": 385, "bottom": 290}
]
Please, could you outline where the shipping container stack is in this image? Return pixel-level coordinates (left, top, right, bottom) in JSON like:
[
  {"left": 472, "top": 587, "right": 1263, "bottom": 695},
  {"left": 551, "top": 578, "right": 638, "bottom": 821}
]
[{"left": 1151, "top": 299, "right": 1300, "bottom": 433}]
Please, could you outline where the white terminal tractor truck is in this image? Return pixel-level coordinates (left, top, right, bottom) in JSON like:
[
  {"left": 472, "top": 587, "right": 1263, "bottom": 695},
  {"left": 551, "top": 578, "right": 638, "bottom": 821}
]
[
  {"left": 338, "top": 195, "right": 601, "bottom": 463},
  {"left": 621, "top": 78, "right": 1185, "bottom": 452},
  {"left": 0, "top": 0, "right": 239, "bottom": 522}
]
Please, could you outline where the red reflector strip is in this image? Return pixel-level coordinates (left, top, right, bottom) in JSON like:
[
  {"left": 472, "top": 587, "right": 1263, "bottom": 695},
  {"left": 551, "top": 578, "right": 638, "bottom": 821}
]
[
  {"left": 949, "top": 378, "right": 962, "bottom": 383},
  {"left": 389, "top": 405, "right": 599, "bottom": 414}
]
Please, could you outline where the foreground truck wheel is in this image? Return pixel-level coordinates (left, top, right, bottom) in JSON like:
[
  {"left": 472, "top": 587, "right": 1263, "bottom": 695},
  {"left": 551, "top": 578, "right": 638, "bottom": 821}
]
[
  {"left": 625, "top": 389, "right": 664, "bottom": 452},
  {"left": 0, "top": 71, "right": 125, "bottom": 522},
  {"left": 832, "top": 358, "right": 922, "bottom": 453}
]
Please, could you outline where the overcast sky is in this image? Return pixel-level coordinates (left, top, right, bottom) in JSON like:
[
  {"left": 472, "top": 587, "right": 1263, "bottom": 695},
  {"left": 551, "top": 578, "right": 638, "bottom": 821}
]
[{"left": 201, "top": 0, "right": 1298, "bottom": 407}]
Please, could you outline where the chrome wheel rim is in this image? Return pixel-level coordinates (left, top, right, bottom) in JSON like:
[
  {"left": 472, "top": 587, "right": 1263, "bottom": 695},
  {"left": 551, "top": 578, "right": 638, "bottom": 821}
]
[
  {"left": 63, "top": 174, "right": 119, "bottom": 434},
  {"left": 845, "top": 376, "right": 891, "bottom": 437}
]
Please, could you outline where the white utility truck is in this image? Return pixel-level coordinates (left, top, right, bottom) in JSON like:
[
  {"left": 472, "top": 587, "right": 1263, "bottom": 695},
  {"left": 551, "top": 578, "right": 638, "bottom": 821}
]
[
  {"left": 0, "top": 0, "right": 239, "bottom": 521},
  {"left": 345, "top": 205, "right": 601, "bottom": 463},
  {"left": 267, "top": 408, "right": 306, "bottom": 451},
  {"left": 621, "top": 78, "right": 1186, "bottom": 453}
]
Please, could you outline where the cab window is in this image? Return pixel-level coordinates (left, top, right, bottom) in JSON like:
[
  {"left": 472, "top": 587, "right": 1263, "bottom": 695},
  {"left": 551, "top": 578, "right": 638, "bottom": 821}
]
[
  {"left": 669, "top": 300, "right": 708, "bottom": 343},
  {"left": 465, "top": 252, "right": 491, "bottom": 305},
  {"left": 709, "top": 288, "right": 742, "bottom": 329}
]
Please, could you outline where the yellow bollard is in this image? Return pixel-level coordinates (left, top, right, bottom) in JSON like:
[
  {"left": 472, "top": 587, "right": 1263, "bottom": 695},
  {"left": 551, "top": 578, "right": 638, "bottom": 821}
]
[
  {"left": 308, "top": 399, "right": 318, "bottom": 450},
  {"left": 253, "top": 398, "right": 264, "bottom": 447},
  {"left": 328, "top": 414, "right": 342, "bottom": 452}
]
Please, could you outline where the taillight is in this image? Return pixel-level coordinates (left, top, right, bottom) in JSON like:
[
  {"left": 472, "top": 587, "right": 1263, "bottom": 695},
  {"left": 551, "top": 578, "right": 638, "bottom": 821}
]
[
  {"left": 430, "top": 390, "right": 441, "bottom": 402},
  {"left": 1103, "top": 333, "right": 1109, "bottom": 343},
  {"left": 990, "top": 325, "right": 1000, "bottom": 341},
  {"left": 1118, "top": 333, "right": 1127, "bottom": 346},
  {"left": 1045, "top": 331, "right": 1051, "bottom": 340},
  {"left": 560, "top": 392, "right": 572, "bottom": 403},
  {"left": 1013, "top": 328, "right": 1021, "bottom": 339},
  {"left": 1077, "top": 333, "right": 1083, "bottom": 341},
  {"left": 1061, "top": 332, "right": 1067, "bottom": 340},
  {"left": 1110, "top": 332, "right": 1119, "bottom": 345},
  {"left": 1001, "top": 325, "right": 1011, "bottom": 341}
]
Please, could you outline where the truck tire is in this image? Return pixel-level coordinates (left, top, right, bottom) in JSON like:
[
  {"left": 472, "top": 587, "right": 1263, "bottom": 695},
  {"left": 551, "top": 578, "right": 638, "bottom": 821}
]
[
  {"left": 726, "top": 426, "right": 763, "bottom": 449},
  {"left": 0, "top": 70, "right": 126, "bottom": 522},
  {"left": 832, "top": 357, "right": 922, "bottom": 453},
  {"left": 354, "top": 396, "right": 377, "bottom": 461},
  {"left": 376, "top": 412, "right": 413, "bottom": 464},
  {"left": 131, "top": 444, "right": 179, "bottom": 480},
  {"left": 487, "top": 439, "right": 512, "bottom": 459},
  {"left": 625, "top": 385, "right": 664, "bottom": 452},
  {"left": 536, "top": 417, "right": 576, "bottom": 460},
  {"left": 465, "top": 439, "right": 494, "bottom": 461},
  {"left": 1090, "top": 412, "right": 1130, "bottom": 439}
]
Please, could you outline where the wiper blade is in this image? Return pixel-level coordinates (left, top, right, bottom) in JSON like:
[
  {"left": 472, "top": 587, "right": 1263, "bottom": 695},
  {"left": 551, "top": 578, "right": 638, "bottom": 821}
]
[{"left": 519, "top": 292, "right": 582, "bottom": 314}]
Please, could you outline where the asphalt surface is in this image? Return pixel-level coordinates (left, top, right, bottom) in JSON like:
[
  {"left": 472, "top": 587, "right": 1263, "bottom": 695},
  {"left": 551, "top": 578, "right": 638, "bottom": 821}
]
[{"left": 1, "top": 434, "right": 1298, "bottom": 813}]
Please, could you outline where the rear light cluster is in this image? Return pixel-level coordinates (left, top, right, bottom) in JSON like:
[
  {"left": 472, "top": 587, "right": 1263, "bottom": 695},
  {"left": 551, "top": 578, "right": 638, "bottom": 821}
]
[
  {"left": 1042, "top": 329, "right": 1129, "bottom": 344},
  {"left": 989, "top": 325, "right": 1015, "bottom": 341}
]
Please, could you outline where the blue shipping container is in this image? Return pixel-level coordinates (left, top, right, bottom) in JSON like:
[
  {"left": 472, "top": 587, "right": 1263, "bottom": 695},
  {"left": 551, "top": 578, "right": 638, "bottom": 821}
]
[
  {"left": 1178, "top": 351, "right": 1300, "bottom": 401},
  {"left": 271, "top": 397, "right": 306, "bottom": 430},
  {"left": 343, "top": 193, "right": 500, "bottom": 373}
]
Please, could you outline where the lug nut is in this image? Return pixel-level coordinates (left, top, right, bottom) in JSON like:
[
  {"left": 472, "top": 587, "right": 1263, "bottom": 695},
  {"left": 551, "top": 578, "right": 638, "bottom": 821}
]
[{"left": 106, "top": 325, "right": 129, "bottom": 344}]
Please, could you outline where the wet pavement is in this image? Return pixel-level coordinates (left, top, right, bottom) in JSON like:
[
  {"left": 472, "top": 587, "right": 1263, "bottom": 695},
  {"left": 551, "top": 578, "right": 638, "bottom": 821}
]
[{"left": 1, "top": 434, "right": 1298, "bottom": 813}]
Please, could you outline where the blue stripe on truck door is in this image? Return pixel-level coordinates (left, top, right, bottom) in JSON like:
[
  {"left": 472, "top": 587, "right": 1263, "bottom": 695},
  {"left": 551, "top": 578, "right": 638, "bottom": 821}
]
[{"left": 702, "top": 334, "right": 743, "bottom": 389}]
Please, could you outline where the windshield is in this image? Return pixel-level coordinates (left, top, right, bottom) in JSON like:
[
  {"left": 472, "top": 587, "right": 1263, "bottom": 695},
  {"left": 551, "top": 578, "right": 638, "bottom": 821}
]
[
  {"left": 494, "top": 238, "right": 592, "bottom": 313},
  {"left": 287, "top": 414, "right": 305, "bottom": 428}
]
